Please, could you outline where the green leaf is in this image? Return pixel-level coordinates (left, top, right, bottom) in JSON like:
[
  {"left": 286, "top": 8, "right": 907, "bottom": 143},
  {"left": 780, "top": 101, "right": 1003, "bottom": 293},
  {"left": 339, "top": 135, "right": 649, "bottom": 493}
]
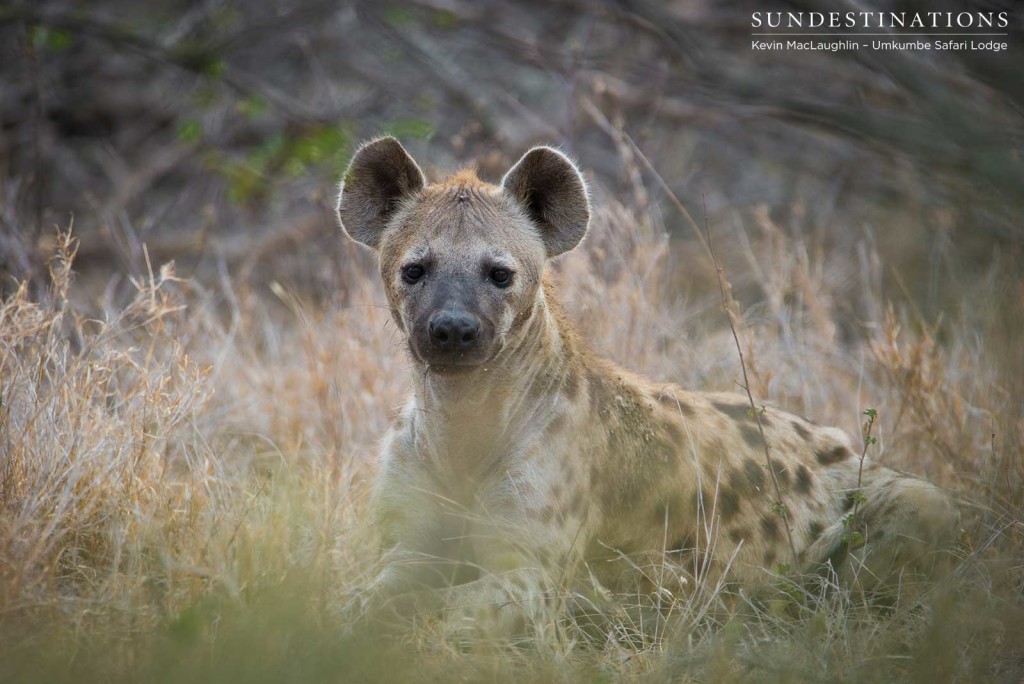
[
  {"left": 177, "top": 119, "right": 203, "bottom": 144},
  {"left": 201, "top": 59, "right": 226, "bottom": 79},
  {"left": 29, "top": 26, "right": 73, "bottom": 52},
  {"left": 237, "top": 95, "right": 267, "bottom": 119}
]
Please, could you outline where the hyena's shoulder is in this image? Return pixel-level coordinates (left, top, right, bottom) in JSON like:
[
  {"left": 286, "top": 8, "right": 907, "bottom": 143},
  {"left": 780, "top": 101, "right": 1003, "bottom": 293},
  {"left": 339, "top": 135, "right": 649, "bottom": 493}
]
[{"left": 574, "top": 362, "right": 858, "bottom": 476}]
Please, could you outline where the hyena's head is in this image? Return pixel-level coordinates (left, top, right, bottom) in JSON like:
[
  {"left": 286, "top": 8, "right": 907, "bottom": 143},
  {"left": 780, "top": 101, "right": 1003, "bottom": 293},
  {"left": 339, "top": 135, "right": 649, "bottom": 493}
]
[{"left": 336, "top": 137, "right": 589, "bottom": 371}]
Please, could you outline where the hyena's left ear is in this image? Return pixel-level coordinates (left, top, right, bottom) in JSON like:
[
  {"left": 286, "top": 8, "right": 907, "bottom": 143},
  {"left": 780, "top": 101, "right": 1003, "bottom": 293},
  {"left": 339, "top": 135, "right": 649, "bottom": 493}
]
[
  {"left": 336, "top": 137, "right": 426, "bottom": 250},
  {"left": 501, "top": 146, "right": 591, "bottom": 257}
]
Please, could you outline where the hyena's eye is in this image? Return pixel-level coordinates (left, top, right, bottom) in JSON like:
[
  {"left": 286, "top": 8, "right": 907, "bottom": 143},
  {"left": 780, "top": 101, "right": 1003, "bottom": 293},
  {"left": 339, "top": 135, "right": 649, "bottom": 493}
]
[
  {"left": 489, "top": 267, "right": 513, "bottom": 288},
  {"left": 402, "top": 263, "right": 425, "bottom": 284}
]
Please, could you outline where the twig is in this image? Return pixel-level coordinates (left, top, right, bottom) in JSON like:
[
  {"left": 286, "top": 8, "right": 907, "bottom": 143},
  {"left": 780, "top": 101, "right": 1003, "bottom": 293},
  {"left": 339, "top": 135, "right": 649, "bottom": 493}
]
[
  {"left": 848, "top": 408, "right": 877, "bottom": 545},
  {"left": 701, "top": 195, "right": 799, "bottom": 566}
]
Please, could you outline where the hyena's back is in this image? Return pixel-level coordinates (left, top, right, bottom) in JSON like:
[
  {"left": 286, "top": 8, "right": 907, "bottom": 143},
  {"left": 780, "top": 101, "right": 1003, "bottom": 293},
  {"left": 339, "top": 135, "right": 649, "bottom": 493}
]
[{"left": 568, "top": 375, "right": 959, "bottom": 595}]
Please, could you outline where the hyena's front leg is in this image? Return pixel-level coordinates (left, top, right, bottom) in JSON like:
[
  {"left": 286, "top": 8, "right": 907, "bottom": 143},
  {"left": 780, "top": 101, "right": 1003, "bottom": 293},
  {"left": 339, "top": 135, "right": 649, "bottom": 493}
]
[
  {"left": 383, "top": 482, "right": 585, "bottom": 638},
  {"left": 360, "top": 466, "right": 464, "bottom": 625},
  {"left": 433, "top": 528, "right": 576, "bottom": 640},
  {"left": 364, "top": 475, "right": 553, "bottom": 633}
]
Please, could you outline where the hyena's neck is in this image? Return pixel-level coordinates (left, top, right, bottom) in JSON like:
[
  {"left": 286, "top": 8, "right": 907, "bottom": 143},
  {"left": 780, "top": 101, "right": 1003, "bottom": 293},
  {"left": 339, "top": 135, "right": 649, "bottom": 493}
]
[{"left": 409, "top": 283, "right": 582, "bottom": 472}]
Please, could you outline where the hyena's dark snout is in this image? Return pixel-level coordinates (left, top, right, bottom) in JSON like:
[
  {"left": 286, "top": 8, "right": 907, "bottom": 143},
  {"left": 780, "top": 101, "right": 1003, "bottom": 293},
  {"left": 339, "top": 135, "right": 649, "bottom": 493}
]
[
  {"left": 416, "top": 307, "right": 495, "bottom": 367},
  {"left": 429, "top": 309, "right": 481, "bottom": 352}
]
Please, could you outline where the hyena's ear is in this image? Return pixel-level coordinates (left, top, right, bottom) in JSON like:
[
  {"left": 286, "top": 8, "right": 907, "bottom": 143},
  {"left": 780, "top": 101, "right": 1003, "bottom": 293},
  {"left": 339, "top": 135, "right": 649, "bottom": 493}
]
[
  {"left": 501, "top": 146, "right": 590, "bottom": 257},
  {"left": 336, "top": 137, "right": 426, "bottom": 250}
]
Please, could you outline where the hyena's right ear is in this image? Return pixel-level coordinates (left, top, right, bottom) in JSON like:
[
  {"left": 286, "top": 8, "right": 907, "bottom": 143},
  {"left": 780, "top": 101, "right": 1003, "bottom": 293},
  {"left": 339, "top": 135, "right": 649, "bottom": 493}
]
[{"left": 336, "top": 137, "right": 426, "bottom": 250}]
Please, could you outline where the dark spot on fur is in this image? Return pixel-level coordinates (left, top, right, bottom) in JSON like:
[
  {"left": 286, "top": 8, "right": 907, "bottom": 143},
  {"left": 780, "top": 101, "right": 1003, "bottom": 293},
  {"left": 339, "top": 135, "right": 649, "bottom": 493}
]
[
  {"left": 729, "top": 527, "right": 747, "bottom": 544},
  {"left": 589, "top": 462, "right": 600, "bottom": 486},
  {"left": 744, "top": 459, "right": 765, "bottom": 489},
  {"left": 714, "top": 400, "right": 772, "bottom": 426},
  {"left": 545, "top": 413, "right": 567, "bottom": 438},
  {"left": 569, "top": 489, "right": 585, "bottom": 516},
  {"left": 763, "top": 548, "right": 777, "bottom": 567},
  {"left": 842, "top": 492, "right": 856, "bottom": 512},
  {"left": 769, "top": 461, "right": 790, "bottom": 487},
  {"left": 733, "top": 459, "right": 774, "bottom": 494},
  {"left": 872, "top": 529, "right": 885, "bottom": 542},
  {"left": 740, "top": 424, "right": 761, "bottom": 447},
  {"left": 795, "top": 464, "right": 812, "bottom": 494},
  {"left": 760, "top": 514, "right": 782, "bottom": 541},
  {"left": 713, "top": 401, "right": 750, "bottom": 420},
  {"left": 792, "top": 421, "right": 811, "bottom": 441},
  {"left": 653, "top": 499, "right": 670, "bottom": 523},
  {"left": 727, "top": 468, "right": 747, "bottom": 496},
  {"left": 718, "top": 487, "right": 741, "bottom": 521},
  {"left": 817, "top": 445, "right": 852, "bottom": 465},
  {"left": 808, "top": 520, "right": 825, "bottom": 541}
]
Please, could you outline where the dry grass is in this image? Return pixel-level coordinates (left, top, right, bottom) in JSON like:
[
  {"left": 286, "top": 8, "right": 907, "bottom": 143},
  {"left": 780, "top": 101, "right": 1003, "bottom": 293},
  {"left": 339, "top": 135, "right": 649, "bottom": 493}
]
[{"left": 2, "top": 173, "right": 1022, "bottom": 682}]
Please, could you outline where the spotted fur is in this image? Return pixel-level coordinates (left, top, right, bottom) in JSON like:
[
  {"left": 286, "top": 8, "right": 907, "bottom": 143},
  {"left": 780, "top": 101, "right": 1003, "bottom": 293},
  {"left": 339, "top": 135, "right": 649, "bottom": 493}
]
[{"left": 337, "top": 137, "right": 960, "bottom": 637}]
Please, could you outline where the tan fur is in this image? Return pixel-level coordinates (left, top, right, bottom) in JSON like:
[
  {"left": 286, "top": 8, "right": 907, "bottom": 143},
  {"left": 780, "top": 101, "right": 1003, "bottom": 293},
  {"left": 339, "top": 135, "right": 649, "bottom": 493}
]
[
  {"left": 437, "top": 168, "right": 488, "bottom": 189},
  {"left": 337, "top": 138, "right": 960, "bottom": 638}
]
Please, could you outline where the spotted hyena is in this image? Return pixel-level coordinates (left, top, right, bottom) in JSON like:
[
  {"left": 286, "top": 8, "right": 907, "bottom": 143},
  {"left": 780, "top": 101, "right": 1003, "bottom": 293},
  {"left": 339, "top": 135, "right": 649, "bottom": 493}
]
[{"left": 336, "top": 137, "right": 959, "bottom": 636}]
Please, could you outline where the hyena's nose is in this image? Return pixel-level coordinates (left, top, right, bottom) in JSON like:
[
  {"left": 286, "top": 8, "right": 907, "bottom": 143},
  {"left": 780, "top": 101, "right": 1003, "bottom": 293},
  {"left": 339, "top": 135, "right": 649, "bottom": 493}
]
[{"left": 428, "top": 310, "right": 481, "bottom": 351}]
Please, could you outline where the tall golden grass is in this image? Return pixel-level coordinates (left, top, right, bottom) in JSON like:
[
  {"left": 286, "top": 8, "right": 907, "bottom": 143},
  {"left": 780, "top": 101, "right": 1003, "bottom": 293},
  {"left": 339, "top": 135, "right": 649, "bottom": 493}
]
[{"left": 2, "top": 180, "right": 1022, "bottom": 681}]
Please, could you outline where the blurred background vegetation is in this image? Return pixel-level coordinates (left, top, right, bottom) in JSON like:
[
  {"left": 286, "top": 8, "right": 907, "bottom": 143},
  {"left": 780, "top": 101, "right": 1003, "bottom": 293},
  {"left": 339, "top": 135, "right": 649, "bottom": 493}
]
[
  {"left": 1, "top": 1, "right": 1023, "bottom": 681},
  {"left": 2, "top": 0, "right": 1022, "bottom": 314}
]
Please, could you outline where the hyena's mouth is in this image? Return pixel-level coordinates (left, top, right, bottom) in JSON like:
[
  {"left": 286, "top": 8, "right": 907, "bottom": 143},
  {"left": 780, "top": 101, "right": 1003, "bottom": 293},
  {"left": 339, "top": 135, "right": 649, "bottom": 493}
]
[
  {"left": 425, "top": 362, "right": 485, "bottom": 376},
  {"left": 408, "top": 323, "right": 503, "bottom": 371},
  {"left": 419, "top": 348, "right": 502, "bottom": 374},
  {"left": 408, "top": 340, "right": 493, "bottom": 370}
]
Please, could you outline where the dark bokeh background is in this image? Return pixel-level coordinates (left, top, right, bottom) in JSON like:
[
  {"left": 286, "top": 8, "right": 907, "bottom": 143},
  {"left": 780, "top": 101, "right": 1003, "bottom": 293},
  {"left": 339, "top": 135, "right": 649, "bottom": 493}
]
[{"left": 1, "top": 0, "right": 1022, "bottom": 323}]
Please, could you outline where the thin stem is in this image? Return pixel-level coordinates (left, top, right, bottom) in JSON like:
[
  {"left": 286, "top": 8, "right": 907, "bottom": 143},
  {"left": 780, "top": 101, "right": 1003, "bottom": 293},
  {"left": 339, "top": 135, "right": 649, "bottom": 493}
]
[
  {"left": 850, "top": 409, "right": 877, "bottom": 537},
  {"left": 701, "top": 195, "right": 799, "bottom": 567}
]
